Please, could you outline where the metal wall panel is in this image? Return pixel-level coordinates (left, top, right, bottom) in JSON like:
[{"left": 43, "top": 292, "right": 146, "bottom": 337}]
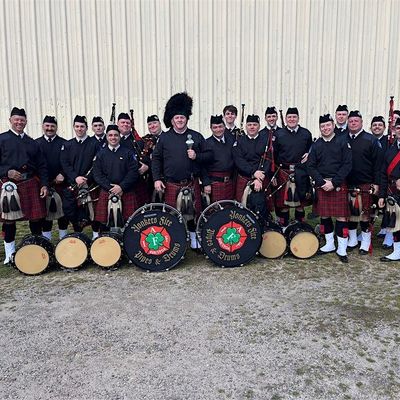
[{"left": 1, "top": 0, "right": 400, "bottom": 138}]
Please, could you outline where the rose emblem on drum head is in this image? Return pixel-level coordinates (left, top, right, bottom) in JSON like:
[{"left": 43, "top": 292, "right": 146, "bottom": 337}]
[
  {"left": 140, "top": 226, "right": 171, "bottom": 256},
  {"left": 216, "top": 222, "right": 247, "bottom": 252}
]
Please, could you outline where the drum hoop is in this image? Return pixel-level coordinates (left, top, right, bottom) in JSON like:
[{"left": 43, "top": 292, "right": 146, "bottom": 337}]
[{"left": 126, "top": 203, "right": 185, "bottom": 227}]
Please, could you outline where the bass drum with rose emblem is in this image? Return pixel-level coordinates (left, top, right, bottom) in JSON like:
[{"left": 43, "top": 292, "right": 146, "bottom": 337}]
[
  {"left": 196, "top": 200, "right": 262, "bottom": 267},
  {"left": 123, "top": 203, "right": 188, "bottom": 272}
]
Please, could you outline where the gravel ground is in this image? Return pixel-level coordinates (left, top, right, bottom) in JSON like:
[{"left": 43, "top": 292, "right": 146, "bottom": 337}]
[{"left": 0, "top": 250, "right": 399, "bottom": 400}]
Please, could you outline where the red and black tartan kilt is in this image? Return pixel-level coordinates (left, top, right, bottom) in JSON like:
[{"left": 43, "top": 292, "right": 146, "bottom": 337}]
[
  {"left": 313, "top": 184, "right": 350, "bottom": 218},
  {"left": 134, "top": 179, "right": 151, "bottom": 207},
  {"left": 209, "top": 172, "right": 235, "bottom": 202},
  {"left": 235, "top": 175, "right": 270, "bottom": 206},
  {"left": 275, "top": 168, "right": 310, "bottom": 209},
  {"left": 95, "top": 189, "right": 138, "bottom": 224},
  {"left": 1, "top": 177, "right": 46, "bottom": 221},
  {"left": 164, "top": 179, "right": 202, "bottom": 218},
  {"left": 349, "top": 182, "right": 374, "bottom": 219}
]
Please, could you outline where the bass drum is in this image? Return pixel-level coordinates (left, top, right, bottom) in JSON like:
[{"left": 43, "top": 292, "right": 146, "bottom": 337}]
[
  {"left": 285, "top": 222, "right": 320, "bottom": 259},
  {"left": 13, "top": 235, "right": 54, "bottom": 275},
  {"left": 259, "top": 221, "right": 287, "bottom": 259},
  {"left": 123, "top": 203, "right": 188, "bottom": 272},
  {"left": 55, "top": 233, "right": 91, "bottom": 270},
  {"left": 196, "top": 200, "right": 262, "bottom": 267},
  {"left": 90, "top": 232, "right": 123, "bottom": 270}
]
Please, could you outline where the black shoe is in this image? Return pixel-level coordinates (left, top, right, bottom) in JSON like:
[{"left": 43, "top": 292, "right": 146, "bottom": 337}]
[
  {"left": 359, "top": 249, "right": 369, "bottom": 255},
  {"left": 380, "top": 256, "right": 398, "bottom": 262},
  {"left": 336, "top": 253, "right": 348, "bottom": 263},
  {"left": 382, "top": 244, "right": 393, "bottom": 250},
  {"left": 316, "top": 249, "right": 335, "bottom": 256},
  {"left": 347, "top": 245, "right": 358, "bottom": 252}
]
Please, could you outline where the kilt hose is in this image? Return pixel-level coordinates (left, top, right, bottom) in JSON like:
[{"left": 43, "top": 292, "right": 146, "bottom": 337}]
[
  {"left": 313, "top": 184, "right": 350, "bottom": 218},
  {"left": 209, "top": 172, "right": 235, "bottom": 202},
  {"left": 1, "top": 177, "right": 46, "bottom": 221},
  {"left": 95, "top": 189, "right": 138, "bottom": 224},
  {"left": 275, "top": 168, "right": 310, "bottom": 209},
  {"left": 348, "top": 182, "right": 374, "bottom": 219},
  {"left": 164, "top": 179, "right": 202, "bottom": 218}
]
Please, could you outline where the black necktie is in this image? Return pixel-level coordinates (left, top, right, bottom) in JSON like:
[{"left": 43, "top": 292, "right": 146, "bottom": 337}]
[
  {"left": 78, "top": 140, "right": 83, "bottom": 144},
  {"left": 351, "top": 135, "right": 356, "bottom": 140},
  {"left": 112, "top": 148, "right": 116, "bottom": 152}
]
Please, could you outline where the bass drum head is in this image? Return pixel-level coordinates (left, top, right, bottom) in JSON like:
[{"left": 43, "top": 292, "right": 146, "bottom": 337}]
[
  {"left": 14, "top": 235, "right": 54, "bottom": 275},
  {"left": 90, "top": 233, "right": 122, "bottom": 269},
  {"left": 286, "top": 222, "right": 319, "bottom": 259},
  {"left": 197, "top": 201, "right": 262, "bottom": 267},
  {"left": 55, "top": 233, "right": 90, "bottom": 270},
  {"left": 123, "top": 204, "right": 188, "bottom": 272}
]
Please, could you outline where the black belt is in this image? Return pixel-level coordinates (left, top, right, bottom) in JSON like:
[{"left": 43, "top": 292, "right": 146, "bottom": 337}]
[
  {"left": 209, "top": 175, "right": 232, "bottom": 183},
  {"left": 166, "top": 178, "right": 195, "bottom": 185}
]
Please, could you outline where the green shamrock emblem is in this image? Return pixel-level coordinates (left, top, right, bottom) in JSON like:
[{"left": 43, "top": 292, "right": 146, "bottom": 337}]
[
  {"left": 222, "top": 227, "right": 240, "bottom": 245},
  {"left": 146, "top": 232, "right": 165, "bottom": 250}
]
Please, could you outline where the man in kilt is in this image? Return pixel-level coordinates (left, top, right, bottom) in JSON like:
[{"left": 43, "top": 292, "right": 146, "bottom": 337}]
[
  {"left": 93, "top": 125, "right": 139, "bottom": 230},
  {"left": 152, "top": 92, "right": 212, "bottom": 249},
  {"left": 259, "top": 106, "right": 280, "bottom": 213},
  {"left": 273, "top": 107, "right": 313, "bottom": 227},
  {"left": 0, "top": 107, "right": 48, "bottom": 263},
  {"left": 346, "top": 110, "right": 383, "bottom": 254},
  {"left": 118, "top": 112, "right": 151, "bottom": 206},
  {"left": 307, "top": 114, "right": 352, "bottom": 263},
  {"left": 202, "top": 115, "right": 236, "bottom": 202},
  {"left": 378, "top": 119, "right": 400, "bottom": 261},
  {"left": 36, "top": 115, "right": 69, "bottom": 240},
  {"left": 60, "top": 115, "right": 101, "bottom": 234},
  {"left": 232, "top": 114, "right": 271, "bottom": 221}
]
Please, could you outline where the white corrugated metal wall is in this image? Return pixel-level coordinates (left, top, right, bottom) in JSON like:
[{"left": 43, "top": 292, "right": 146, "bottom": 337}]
[{"left": 0, "top": 0, "right": 400, "bottom": 138}]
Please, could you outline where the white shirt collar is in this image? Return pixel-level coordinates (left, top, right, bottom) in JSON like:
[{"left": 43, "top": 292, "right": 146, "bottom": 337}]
[
  {"left": 322, "top": 133, "right": 336, "bottom": 142},
  {"left": 75, "top": 135, "right": 88, "bottom": 143},
  {"left": 349, "top": 129, "right": 363, "bottom": 139},
  {"left": 96, "top": 134, "right": 106, "bottom": 141},
  {"left": 247, "top": 133, "right": 259, "bottom": 140},
  {"left": 108, "top": 144, "right": 120, "bottom": 151},
  {"left": 213, "top": 135, "right": 225, "bottom": 143}
]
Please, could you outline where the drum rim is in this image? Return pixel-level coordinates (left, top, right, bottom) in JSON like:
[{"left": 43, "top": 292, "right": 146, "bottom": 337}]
[
  {"left": 90, "top": 235, "right": 123, "bottom": 268},
  {"left": 289, "top": 231, "right": 320, "bottom": 259},
  {"left": 259, "top": 231, "right": 287, "bottom": 259},
  {"left": 13, "top": 243, "right": 52, "bottom": 275}
]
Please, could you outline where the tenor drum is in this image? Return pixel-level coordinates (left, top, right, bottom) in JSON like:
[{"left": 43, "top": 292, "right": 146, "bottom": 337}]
[
  {"left": 285, "top": 222, "right": 319, "bottom": 259},
  {"left": 123, "top": 203, "right": 188, "bottom": 272},
  {"left": 259, "top": 221, "right": 287, "bottom": 259},
  {"left": 90, "top": 232, "right": 123, "bottom": 270},
  {"left": 13, "top": 235, "right": 54, "bottom": 275},
  {"left": 196, "top": 200, "right": 262, "bottom": 267},
  {"left": 55, "top": 233, "right": 91, "bottom": 270}
]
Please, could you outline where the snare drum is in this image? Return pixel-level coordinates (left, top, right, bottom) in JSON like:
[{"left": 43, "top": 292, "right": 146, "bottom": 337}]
[
  {"left": 196, "top": 200, "right": 262, "bottom": 267},
  {"left": 285, "top": 222, "right": 319, "bottom": 259},
  {"left": 55, "top": 233, "right": 91, "bottom": 270},
  {"left": 259, "top": 221, "right": 287, "bottom": 259},
  {"left": 90, "top": 232, "right": 123, "bottom": 270},
  {"left": 13, "top": 235, "right": 54, "bottom": 275},
  {"left": 123, "top": 203, "right": 188, "bottom": 272}
]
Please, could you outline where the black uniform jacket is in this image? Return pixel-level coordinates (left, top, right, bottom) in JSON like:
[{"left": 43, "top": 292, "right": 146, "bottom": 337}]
[
  {"left": 0, "top": 130, "right": 48, "bottom": 186},
  {"left": 307, "top": 134, "right": 352, "bottom": 188},
  {"left": 152, "top": 128, "right": 212, "bottom": 182}
]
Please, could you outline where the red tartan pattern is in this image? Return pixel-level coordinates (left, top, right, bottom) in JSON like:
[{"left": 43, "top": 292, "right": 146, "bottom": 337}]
[
  {"left": 164, "top": 179, "right": 202, "bottom": 218},
  {"left": 1, "top": 177, "right": 46, "bottom": 221},
  {"left": 209, "top": 172, "right": 235, "bottom": 202},
  {"left": 235, "top": 175, "right": 251, "bottom": 202},
  {"left": 313, "top": 184, "right": 350, "bottom": 217},
  {"left": 348, "top": 182, "right": 374, "bottom": 219},
  {"left": 134, "top": 179, "right": 151, "bottom": 207},
  {"left": 95, "top": 190, "right": 138, "bottom": 224},
  {"left": 275, "top": 168, "right": 310, "bottom": 209}
]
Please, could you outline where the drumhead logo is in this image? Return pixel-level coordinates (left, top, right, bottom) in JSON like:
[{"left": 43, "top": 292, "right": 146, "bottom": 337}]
[
  {"left": 140, "top": 226, "right": 171, "bottom": 255},
  {"left": 216, "top": 222, "right": 247, "bottom": 252}
]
